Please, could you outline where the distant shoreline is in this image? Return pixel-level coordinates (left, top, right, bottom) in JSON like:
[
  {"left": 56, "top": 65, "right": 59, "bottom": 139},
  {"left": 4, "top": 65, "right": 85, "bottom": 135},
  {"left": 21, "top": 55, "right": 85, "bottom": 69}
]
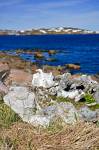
[
  {"left": 0, "top": 33, "right": 99, "bottom": 36},
  {"left": 0, "top": 27, "right": 99, "bottom": 35}
]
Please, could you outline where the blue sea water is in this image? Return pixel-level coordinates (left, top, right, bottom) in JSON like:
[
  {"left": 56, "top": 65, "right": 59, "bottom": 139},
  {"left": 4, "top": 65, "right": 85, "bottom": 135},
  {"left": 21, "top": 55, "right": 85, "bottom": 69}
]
[{"left": 0, "top": 34, "right": 99, "bottom": 74}]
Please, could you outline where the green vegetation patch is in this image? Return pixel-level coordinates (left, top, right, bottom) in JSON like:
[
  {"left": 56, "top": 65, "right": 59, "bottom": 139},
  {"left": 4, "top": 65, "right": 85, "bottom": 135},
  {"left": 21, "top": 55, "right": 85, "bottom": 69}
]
[
  {"left": 84, "top": 94, "right": 95, "bottom": 104},
  {"left": 0, "top": 103, "right": 22, "bottom": 128}
]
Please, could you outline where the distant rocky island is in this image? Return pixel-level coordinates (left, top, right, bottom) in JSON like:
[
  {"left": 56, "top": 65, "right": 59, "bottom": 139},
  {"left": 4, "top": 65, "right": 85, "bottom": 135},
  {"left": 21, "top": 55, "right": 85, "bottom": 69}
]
[{"left": 0, "top": 27, "right": 99, "bottom": 35}]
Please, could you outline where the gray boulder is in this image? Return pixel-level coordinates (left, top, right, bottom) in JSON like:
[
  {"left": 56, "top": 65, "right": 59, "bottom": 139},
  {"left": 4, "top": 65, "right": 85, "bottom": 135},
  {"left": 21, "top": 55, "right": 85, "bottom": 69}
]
[
  {"left": 79, "top": 106, "right": 98, "bottom": 122},
  {"left": 4, "top": 86, "right": 37, "bottom": 122}
]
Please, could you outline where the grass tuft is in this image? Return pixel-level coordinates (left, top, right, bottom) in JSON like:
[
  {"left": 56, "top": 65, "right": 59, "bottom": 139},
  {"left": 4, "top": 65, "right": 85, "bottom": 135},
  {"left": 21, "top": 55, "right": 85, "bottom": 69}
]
[{"left": 0, "top": 103, "right": 22, "bottom": 128}]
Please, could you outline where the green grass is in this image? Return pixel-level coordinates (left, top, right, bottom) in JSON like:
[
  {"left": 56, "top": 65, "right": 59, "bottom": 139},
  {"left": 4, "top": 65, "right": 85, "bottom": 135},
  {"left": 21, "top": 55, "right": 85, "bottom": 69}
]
[
  {"left": 84, "top": 94, "right": 95, "bottom": 104},
  {"left": 0, "top": 102, "right": 22, "bottom": 128}
]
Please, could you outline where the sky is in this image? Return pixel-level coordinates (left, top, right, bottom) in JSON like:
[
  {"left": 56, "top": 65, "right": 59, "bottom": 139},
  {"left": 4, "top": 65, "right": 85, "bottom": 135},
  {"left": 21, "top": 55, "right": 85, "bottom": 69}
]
[{"left": 0, "top": 0, "right": 99, "bottom": 31}]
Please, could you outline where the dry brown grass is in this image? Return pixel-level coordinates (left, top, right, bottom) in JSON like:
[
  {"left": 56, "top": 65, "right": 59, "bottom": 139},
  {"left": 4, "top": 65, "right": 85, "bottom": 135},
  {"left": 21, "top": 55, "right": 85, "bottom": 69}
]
[{"left": 0, "top": 122, "right": 99, "bottom": 150}]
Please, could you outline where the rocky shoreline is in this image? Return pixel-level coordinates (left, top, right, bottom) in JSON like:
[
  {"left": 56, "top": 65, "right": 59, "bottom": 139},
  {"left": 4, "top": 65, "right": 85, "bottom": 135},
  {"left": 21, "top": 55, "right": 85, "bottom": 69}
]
[{"left": 0, "top": 51, "right": 99, "bottom": 128}]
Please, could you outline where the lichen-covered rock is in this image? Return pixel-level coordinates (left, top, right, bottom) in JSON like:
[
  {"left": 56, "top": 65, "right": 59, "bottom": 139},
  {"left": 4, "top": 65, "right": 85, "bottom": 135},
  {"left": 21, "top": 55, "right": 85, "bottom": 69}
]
[{"left": 32, "top": 69, "right": 55, "bottom": 88}]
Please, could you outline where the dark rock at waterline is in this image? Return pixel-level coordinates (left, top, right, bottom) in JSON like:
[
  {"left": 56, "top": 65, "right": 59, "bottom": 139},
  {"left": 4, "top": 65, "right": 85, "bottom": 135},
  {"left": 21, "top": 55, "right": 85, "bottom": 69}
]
[
  {"left": 48, "top": 50, "right": 57, "bottom": 55},
  {"left": 34, "top": 51, "right": 44, "bottom": 59},
  {"left": 66, "top": 64, "right": 80, "bottom": 70},
  {"left": 46, "top": 58, "right": 58, "bottom": 62}
]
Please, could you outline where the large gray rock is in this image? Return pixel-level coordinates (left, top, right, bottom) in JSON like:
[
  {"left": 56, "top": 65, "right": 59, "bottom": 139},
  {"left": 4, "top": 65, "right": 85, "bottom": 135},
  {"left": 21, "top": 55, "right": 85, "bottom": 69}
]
[
  {"left": 4, "top": 86, "right": 37, "bottom": 122},
  {"left": 79, "top": 106, "right": 98, "bottom": 122}
]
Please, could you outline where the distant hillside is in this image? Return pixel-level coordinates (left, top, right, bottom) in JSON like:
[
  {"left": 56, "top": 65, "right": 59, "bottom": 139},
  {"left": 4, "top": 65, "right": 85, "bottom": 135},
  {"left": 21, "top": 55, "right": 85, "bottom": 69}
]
[{"left": 0, "top": 27, "right": 99, "bottom": 35}]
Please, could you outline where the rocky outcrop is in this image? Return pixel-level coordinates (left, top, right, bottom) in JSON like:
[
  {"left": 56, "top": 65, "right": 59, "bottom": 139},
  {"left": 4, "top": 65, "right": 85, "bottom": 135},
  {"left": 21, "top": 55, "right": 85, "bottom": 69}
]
[{"left": 3, "top": 69, "right": 99, "bottom": 127}]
